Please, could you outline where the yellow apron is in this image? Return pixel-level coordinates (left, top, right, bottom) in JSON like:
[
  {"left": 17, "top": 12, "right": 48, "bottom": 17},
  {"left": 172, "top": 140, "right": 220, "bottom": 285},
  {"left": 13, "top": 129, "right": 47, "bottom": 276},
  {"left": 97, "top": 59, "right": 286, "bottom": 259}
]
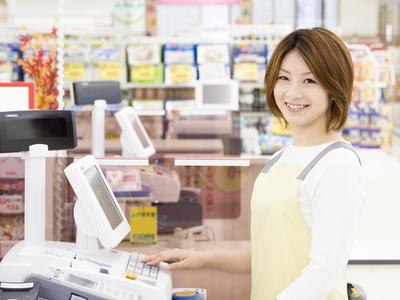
[{"left": 250, "top": 142, "right": 359, "bottom": 300}]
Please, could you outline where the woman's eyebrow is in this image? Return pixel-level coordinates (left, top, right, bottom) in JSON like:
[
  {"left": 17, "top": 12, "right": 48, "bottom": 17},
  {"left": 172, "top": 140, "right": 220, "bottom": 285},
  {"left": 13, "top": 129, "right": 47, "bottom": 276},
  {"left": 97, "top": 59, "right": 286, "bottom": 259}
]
[{"left": 280, "top": 68, "right": 313, "bottom": 76}]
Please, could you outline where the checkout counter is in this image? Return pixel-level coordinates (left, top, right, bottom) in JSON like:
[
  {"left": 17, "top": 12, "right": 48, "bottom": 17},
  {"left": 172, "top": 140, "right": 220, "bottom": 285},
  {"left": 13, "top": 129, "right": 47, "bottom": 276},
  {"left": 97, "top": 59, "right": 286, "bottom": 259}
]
[
  {"left": 73, "top": 138, "right": 224, "bottom": 156},
  {"left": 3, "top": 108, "right": 400, "bottom": 300}
]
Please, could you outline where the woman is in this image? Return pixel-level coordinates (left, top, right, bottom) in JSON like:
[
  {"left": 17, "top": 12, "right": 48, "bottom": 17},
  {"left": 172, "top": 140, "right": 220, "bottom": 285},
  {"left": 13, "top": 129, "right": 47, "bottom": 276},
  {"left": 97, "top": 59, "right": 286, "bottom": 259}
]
[{"left": 144, "top": 27, "right": 365, "bottom": 300}]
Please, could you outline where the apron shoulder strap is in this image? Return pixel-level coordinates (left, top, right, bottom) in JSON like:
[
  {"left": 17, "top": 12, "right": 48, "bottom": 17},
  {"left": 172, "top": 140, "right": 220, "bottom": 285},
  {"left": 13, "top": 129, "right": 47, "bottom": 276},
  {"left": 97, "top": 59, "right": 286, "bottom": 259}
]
[
  {"left": 296, "top": 141, "right": 361, "bottom": 181},
  {"left": 261, "top": 147, "right": 286, "bottom": 173}
]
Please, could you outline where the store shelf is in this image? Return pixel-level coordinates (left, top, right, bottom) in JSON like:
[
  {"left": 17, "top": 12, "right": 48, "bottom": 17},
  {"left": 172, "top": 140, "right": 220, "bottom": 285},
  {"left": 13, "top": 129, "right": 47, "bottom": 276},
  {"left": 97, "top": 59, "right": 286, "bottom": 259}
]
[
  {"left": 135, "top": 110, "right": 166, "bottom": 116},
  {"left": 239, "top": 82, "right": 264, "bottom": 89},
  {"left": 122, "top": 83, "right": 197, "bottom": 90}
]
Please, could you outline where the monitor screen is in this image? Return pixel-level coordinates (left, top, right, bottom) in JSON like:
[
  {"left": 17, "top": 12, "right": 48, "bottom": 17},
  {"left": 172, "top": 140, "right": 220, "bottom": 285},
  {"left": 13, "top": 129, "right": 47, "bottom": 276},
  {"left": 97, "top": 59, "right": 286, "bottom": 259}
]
[
  {"left": 6, "top": 117, "right": 67, "bottom": 140},
  {"left": 72, "top": 81, "right": 122, "bottom": 105},
  {"left": 132, "top": 118, "right": 150, "bottom": 148},
  {"left": 0, "top": 110, "right": 77, "bottom": 153},
  {"left": 202, "top": 84, "right": 232, "bottom": 105},
  {"left": 84, "top": 165, "right": 124, "bottom": 230}
]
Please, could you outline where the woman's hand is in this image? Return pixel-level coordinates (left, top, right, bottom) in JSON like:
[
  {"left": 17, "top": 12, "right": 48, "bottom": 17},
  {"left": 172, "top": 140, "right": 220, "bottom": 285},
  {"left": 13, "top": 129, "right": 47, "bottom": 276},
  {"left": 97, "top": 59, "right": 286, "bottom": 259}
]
[{"left": 143, "top": 248, "right": 206, "bottom": 271}]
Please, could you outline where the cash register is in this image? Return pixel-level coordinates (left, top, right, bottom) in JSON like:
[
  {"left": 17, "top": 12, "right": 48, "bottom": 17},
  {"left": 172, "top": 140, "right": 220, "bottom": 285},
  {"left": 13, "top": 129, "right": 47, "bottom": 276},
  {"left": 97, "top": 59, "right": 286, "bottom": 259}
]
[{"left": 0, "top": 110, "right": 173, "bottom": 300}]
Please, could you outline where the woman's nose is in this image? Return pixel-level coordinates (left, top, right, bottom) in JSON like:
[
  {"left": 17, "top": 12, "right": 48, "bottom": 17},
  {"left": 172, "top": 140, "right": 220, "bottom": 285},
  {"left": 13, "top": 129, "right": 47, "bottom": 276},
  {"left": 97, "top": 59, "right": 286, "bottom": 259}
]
[{"left": 284, "top": 83, "right": 303, "bottom": 100}]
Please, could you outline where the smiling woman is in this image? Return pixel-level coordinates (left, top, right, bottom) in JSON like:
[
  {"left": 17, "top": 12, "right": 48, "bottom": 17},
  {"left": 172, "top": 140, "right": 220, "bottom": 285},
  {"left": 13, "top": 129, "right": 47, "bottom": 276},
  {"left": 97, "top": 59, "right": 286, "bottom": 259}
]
[
  {"left": 265, "top": 28, "right": 354, "bottom": 139},
  {"left": 143, "top": 28, "right": 365, "bottom": 300}
]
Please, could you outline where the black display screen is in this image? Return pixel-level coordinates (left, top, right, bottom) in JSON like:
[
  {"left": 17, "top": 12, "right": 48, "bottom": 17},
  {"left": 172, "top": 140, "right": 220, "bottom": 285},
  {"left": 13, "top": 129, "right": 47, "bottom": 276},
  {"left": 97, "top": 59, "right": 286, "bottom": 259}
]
[
  {"left": 0, "top": 110, "right": 77, "bottom": 153},
  {"left": 6, "top": 117, "right": 67, "bottom": 139}
]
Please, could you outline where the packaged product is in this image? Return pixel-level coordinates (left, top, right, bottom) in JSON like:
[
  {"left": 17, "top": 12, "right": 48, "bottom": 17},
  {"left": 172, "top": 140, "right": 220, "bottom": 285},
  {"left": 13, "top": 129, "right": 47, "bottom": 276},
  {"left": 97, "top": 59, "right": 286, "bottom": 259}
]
[
  {"left": 197, "top": 44, "right": 230, "bottom": 64},
  {"left": 165, "top": 65, "right": 197, "bottom": 84},
  {"left": 163, "top": 44, "right": 196, "bottom": 65},
  {"left": 130, "top": 64, "right": 164, "bottom": 83},
  {"left": 127, "top": 44, "right": 161, "bottom": 66}
]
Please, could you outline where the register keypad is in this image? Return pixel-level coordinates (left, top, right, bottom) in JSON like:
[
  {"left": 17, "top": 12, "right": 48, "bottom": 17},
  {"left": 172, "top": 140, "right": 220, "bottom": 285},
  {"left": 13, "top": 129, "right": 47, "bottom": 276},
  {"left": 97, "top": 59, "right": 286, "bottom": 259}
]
[{"left": 126, "top": 253, "right": 159, "bottom": 280}]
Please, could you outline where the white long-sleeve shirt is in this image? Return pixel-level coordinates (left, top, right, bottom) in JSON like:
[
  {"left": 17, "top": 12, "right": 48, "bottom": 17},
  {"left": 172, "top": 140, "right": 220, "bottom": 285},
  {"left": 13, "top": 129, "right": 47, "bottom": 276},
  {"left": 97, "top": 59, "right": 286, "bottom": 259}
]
[{"left": 275, "top": 142, "right": 366, "bottom": 300}]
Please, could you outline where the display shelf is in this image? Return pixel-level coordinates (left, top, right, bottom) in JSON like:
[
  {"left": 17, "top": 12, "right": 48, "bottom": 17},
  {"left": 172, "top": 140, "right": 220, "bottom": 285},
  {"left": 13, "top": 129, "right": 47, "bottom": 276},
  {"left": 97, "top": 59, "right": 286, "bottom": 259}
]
[
  {"left": 122, "top": 82, "right": 197, "bottom": 90},
  {"left": 238, "top": 82, "right": 265, "bottom": 89}
]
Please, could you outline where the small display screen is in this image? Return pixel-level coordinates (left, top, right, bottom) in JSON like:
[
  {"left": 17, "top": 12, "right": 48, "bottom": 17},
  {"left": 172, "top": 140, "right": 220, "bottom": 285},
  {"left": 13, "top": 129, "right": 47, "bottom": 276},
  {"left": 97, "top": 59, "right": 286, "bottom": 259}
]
[
  {"left": 132, "top": 119, "right": 150, "bottom": 148},
  {"left": 203, "top": 84, "right": 232, "bottom": 105},
  {"left": 70, "top": 294, "right": 88, "bottom": 300},
  {"left": 5, "top": 117, "right": 67, "bottom": 139},
  {"left": 84, "top": 166, "right": 124, "bottom": 230}
]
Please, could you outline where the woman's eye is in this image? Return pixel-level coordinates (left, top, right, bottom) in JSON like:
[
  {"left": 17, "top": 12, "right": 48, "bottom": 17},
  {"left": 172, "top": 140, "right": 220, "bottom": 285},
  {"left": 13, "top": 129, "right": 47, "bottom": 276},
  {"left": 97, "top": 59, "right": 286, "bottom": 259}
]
[
  {"left": 277, "top": 75, "right": 288, "bottom": 80},
  {"left": 304, "top": 78, "right": 316, "bottom": 84}
]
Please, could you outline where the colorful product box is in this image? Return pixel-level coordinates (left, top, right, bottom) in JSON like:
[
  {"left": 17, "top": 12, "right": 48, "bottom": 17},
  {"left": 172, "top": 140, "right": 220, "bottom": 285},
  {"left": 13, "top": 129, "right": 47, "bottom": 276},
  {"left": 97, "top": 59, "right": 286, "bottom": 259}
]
[
  {"left": 233, "top": 62, "right": 265, "bottom": 82},
  {"left": 163, "top": 44, "right": 197, "bottom": 65},
  {"left": 232, "top": 44, "right": 268, "bottom": 64},
  {"left": 165, "top": 64, "right": 196, "bottom": 84},
  {"left": 127, "top": 44, "right": 161, "bottom": 66},
  {"left": 130, "top": 64, "right": 164, "bottom": 83},
  {"left": 197, "top": 44, "right": 230, "bottom": 64},
  {"left": 0, "top": 194, "right": 24, "bottom": 214}
]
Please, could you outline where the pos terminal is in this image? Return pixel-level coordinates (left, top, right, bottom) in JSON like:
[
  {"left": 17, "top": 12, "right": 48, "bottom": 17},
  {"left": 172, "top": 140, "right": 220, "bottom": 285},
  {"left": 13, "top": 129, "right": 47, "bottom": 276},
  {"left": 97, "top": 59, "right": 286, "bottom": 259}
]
[{"left": 0, "top": 110, "right": 173, "bottom": 300}]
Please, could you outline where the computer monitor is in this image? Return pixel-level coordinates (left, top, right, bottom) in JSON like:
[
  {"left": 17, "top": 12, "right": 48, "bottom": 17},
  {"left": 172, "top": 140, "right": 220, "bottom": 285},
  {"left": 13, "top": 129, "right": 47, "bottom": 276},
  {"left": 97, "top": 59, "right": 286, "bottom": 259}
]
[
  {"left": 64, "top": 155, "right": 130, "bottom": 250},
  {"left": 72, "top": 81, "right": 122, "bottom": 105},
  {"left": 0, "top": 110, "right": 77, "bottom": 153},
  {"left": 195, "top": 80, "right": 239, "bottom": 111},
  {"left": 115, "top": 107, "right": 155, "bottom": 158}
]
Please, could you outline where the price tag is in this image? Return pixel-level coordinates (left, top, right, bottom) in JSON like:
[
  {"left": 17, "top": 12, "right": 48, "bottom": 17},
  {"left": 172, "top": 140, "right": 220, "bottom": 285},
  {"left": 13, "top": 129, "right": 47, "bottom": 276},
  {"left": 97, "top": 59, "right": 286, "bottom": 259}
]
[
  {"left": 64, "top": 63, "right": 85, "bottom": 81},
  {"left": 98, "top": 63, "right": 122, "bottom": 80}
]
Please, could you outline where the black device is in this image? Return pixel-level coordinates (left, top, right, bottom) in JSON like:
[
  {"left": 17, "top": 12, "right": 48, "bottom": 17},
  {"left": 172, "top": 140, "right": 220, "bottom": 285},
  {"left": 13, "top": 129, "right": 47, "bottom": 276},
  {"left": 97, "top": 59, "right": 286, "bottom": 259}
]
[
  {"left": 72, "top": 81, "right": 122, "bottom": 105},
  {"left": 0, "top": 110, "right": 77, "bottom": 153},
  {"left": 154, "top": 188, "right": 203, "bottom": 234},
  {"left": 0, "top": 281, "right": 40, "bottom": 300}
]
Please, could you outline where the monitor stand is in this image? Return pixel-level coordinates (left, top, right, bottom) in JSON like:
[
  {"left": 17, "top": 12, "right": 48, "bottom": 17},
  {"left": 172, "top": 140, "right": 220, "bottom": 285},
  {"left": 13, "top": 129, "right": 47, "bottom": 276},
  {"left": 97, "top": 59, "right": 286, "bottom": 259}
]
[
  {"left": 23, "top": 144, "right": 48, "bottom": 245},
  {"left": 91, "top": 99, "right": 107, "bottom": 157},
  {"left": 74, "top": 198, "right": 103, "bottom": 250},
  {"left": 120, "top": 132, "right": 138, "bottom": 158}
]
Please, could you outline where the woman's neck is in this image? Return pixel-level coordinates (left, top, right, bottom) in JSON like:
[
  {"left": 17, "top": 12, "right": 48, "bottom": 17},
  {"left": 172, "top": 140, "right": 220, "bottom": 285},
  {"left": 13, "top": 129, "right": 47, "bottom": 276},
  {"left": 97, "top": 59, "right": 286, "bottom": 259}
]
[{"left": 291, "top": 128, "right": 342, "bottom": 147}]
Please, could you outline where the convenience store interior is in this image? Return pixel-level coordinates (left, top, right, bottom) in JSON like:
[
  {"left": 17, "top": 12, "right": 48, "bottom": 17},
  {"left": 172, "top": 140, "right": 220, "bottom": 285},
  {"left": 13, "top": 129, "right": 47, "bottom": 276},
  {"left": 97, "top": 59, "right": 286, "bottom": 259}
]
[{"left": 1, "top": 0, "right": 400, "bottom": 299}]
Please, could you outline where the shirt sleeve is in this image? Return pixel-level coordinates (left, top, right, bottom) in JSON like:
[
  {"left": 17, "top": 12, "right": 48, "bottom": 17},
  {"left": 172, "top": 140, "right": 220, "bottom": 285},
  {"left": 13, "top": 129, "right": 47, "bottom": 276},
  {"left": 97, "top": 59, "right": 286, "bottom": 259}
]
[{"left": 277, "top": 161, "right": 365, "bottom": 300}]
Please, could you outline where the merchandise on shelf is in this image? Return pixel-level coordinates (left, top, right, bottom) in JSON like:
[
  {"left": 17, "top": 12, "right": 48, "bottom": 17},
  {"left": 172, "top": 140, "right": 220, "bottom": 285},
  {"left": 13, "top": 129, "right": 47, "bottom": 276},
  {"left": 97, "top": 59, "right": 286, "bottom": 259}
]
[
  {"left": 345, "top": 44, "right": 395, "bottom": 150},
  {"left": 163, "top": 44, "right": 197, "bottom": 84},
  {"left": 239, "top": 87, "right": 266, "bottom": 112},
  {"left": 197, "top": 44, "right": 230, "bottom": 80},
  {"left": 232, "top": 43, "right": 268, "bottom": 82},
  {"left": 130, "top": 64, "right": 164, "bottom": 83},
  {"left": 63, "top": 39, "right": 91, "bottom": 85},
  {"left": 0, "top": 157, "right": 24, "bottom": 258},
  {"left": 343, "top": 103, "right": 382, "bottom": 149},
  {"left": 91, "top": 41, "right": 124, "bottom": 81},
  {"left": 127, "top": 43, "right": 163, "bottom": 83},
  {"left": 240, "top": 114, "right": 292, "bottom": 155},
  {"left": 0, "top": 215, "right": 24, "bottom": 241},
  {"left": 0, "top": 43, "right": 22, "bottom": 82}
]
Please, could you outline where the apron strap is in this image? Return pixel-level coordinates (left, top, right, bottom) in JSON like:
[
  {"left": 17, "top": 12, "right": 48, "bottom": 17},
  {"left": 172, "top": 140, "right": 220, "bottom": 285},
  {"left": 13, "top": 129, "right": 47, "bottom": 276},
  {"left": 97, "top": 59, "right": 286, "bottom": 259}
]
[
  {"left": 261, "top": 148, "right": 285, "bottom": 173},
  {"left": 296, "top": 141, "right": 361, "bottom": 181}
]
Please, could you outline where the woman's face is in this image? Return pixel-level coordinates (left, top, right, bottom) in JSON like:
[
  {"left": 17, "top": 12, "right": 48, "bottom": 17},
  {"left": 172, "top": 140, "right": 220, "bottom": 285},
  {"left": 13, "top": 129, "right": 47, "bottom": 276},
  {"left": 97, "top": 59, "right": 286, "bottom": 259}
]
[{"left": 273, "top": 50, "right": 330, "bottom": 132}]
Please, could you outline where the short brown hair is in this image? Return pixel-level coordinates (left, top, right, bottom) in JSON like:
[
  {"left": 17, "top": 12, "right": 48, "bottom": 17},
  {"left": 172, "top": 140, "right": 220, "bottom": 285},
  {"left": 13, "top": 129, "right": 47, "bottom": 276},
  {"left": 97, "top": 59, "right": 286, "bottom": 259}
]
[{"left": 265, "top": 27, "right": 354, "bottom": 131}]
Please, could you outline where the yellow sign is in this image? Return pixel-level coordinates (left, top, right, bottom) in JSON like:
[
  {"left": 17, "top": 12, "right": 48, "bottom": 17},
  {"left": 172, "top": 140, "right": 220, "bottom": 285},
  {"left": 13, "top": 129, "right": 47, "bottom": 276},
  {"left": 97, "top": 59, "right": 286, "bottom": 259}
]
[
  {"left": 64, "top": 63, "right": 85, "bottom": 81},
  {"left": 132, "top": 65, "right": 156, "bottom": 82},
  {"left": 98, "top": 63, "right": 122, "bottom": 81},
  {"left": 167, "top": 65, "right": 193, "bottom": 83},
  {"left": 233, "top": 62, "right": 258, "bottom": 81},
  {"left": 130, "top": 206, "right": 157, "bottom": 244}
]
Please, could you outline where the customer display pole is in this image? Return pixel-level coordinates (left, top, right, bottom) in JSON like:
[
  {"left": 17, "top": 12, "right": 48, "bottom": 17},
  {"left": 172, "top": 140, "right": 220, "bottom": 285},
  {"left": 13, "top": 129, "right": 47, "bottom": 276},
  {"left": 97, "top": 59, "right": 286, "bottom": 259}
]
[
  {"left": 23, "top": 144, "right": 48, "bottom": 245},
  {"left": 92, "top": 99, "right": 107, "bottom": 157}
]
